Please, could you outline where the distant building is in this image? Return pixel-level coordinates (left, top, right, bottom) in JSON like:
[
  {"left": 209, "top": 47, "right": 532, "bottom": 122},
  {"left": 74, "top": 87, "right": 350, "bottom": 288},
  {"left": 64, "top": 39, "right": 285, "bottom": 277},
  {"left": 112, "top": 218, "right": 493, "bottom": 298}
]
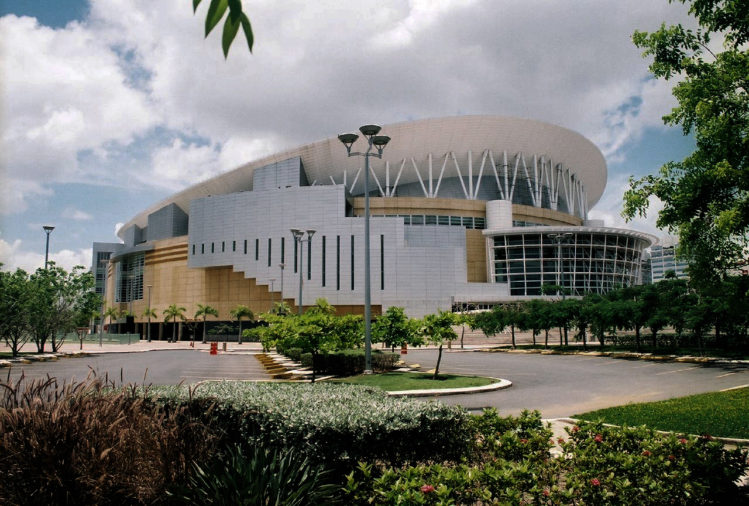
[{"left": 650, "top": 242, "right": 689, "bottom": 283}]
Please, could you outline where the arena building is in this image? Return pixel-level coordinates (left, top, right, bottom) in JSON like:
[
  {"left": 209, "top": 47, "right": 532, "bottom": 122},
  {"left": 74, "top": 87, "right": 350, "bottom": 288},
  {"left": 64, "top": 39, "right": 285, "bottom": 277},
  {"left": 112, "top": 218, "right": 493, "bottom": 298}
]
[{"left": 92, "top": 115, "right": 655, "bottom": 334}]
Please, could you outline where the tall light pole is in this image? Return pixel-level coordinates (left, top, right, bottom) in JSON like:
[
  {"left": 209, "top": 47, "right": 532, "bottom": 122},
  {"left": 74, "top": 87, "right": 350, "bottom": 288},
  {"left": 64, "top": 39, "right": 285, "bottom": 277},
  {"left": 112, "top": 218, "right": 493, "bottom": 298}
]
[
  {"left": 338, "top": 125, "right": 391, "bottom": 374},
  {"left": 146, "top": 284, "right": 152, "bottom": 342},
  {"left": 269, "top": 278, "right": 276, "bottom": 311},
  {"left": 43, "top": 225, "right": 54, "bottom": 269},
  {"left": 290, "top": 230, "right": 315, "bottom": 316},
  {"left": 547, "top": 232, "right": 574, "bottom": 300},
  {"left": 278, "top": 263, "right": 285, "bottom": 310}
]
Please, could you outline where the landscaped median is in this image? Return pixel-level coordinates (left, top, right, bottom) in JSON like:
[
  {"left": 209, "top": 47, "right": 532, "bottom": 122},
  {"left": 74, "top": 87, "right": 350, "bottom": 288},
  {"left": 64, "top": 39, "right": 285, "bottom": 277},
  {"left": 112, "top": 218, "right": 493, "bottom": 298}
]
[{"left": 332, "top": 371, "right": 512, "bottom": 396}]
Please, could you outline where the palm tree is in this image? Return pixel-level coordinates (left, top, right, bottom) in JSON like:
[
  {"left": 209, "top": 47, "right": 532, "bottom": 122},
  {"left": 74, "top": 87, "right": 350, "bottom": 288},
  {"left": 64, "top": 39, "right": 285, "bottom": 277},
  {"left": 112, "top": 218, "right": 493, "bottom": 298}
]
[
  {"left": 163, "top": 304, "right": 186, "bottom": 343},
  {"left": 229, "top": 305, "right": 254, "bottom": 345},
  {"left": 142, "top": 307, "right": 157, "bottom": 342},
  {"left": 195, "top": 304, "right": 219, "bottom": 344},
  {"left": 271, "top": 301, "right": 291, "bottom": 316},
  {"left": 103, "top": 306, "right": 119, "bottom": 334}
]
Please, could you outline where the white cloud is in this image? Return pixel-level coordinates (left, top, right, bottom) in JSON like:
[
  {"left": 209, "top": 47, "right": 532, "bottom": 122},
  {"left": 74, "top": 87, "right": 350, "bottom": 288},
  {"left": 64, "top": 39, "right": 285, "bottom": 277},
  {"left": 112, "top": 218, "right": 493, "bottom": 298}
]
[
  {"left": 62, "top": 207, "right": 94, "bottom": 221},
  {"left": 0, "top": 178, "right": 54, "bottom": 215},
  {"left": 0, "top": 235, "right": 92, "bottom": 272}
]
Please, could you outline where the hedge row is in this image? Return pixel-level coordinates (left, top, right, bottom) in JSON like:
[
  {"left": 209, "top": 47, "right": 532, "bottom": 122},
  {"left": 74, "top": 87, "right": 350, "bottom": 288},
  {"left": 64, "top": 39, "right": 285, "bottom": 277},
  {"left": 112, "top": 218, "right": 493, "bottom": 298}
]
[
  {"left": 298, "top": 350, "right": 400, "bottom": 376},
  {"left": 152, "top": 382, "right": 472, "bottom": 470}
]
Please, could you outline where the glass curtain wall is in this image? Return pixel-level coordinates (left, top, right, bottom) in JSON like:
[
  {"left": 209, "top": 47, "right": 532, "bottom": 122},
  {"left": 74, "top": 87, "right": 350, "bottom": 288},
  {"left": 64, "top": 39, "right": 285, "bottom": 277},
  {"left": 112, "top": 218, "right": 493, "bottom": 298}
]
[
  {"left": 115, "top": 253, "right": 145, "bottom": 302},
  {"left": 492, "top": 232, "right": 646, "bottom": 296}
]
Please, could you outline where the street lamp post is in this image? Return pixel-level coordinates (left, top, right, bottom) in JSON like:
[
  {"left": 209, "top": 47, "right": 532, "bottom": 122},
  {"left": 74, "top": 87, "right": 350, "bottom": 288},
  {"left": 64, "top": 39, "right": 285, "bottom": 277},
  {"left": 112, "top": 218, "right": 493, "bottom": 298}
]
[
  {"left": 146, "top": 284, "right": 152, "bottom": 342},
  {"left": 338, "top": 125, "right": 391, "bottom": 374},
  {"left": 269, "top": 278, "right": 276, "bottom": 311},
  {"left": 43, "top": 225, "right": 54, "bottom": 269},
  {"left": 290, "top": 230, "right": 315, "bottom": 316},
  {"left": 547, "top": 232, "right": 574, "bottom": 300}
]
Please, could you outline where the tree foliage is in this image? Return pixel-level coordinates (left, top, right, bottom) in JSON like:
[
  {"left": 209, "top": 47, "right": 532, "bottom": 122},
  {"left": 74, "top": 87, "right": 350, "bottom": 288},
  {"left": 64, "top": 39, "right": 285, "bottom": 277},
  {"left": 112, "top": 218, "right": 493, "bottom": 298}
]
[
  {"left": 623, "top": 0, "right": 749, "bottom": 285},
  {"left": 194, "top": 0, "right": 253, "bottom": 58}
]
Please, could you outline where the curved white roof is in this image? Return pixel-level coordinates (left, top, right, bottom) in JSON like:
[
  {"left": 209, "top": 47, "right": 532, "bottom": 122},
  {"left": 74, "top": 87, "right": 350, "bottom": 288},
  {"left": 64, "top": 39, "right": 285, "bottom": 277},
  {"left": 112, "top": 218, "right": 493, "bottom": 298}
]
[{"left": 120, "top": 115, "right": 607, "bottom": 238}]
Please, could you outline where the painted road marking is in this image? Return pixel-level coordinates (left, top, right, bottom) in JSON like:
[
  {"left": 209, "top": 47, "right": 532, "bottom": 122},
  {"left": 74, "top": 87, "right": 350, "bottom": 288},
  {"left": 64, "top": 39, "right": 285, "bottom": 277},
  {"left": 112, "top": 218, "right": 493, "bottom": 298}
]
[
  {"left": 655, "top": 367, "right": 698, "bottom": 375},
  {"left": 716, "top": 372, "right": 737, "bottom": 378},
  {"left": 720, "top": 384, "right": 749, "bottom": 392}
]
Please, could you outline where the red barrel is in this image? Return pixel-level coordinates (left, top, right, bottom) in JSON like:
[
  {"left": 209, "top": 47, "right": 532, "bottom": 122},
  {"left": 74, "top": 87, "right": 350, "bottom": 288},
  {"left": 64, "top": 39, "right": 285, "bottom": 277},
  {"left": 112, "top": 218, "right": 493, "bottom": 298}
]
[{"left": 210, "top": 342, "right": 218, "bottom": 355}]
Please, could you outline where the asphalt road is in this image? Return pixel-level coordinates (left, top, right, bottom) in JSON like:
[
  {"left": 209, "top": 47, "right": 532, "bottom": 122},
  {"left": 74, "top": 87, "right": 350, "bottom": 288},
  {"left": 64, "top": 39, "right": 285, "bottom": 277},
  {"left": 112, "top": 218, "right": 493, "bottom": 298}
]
[
  {"left": 2, "top": 350, "right": 267, "bottom": 386},
  {"left": 3, "top": 349, "right": 747, "bottom": 418},
  {"left": 404, "top": 349, "right": 749, "bottom": 418}
]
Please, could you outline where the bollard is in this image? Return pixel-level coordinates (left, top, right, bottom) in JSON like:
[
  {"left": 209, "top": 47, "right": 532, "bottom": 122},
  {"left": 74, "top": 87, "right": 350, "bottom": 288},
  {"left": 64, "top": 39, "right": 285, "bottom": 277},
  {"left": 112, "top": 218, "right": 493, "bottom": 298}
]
[
  {"left": 401, "top": 343, "right": 407, "bottom": 355},
  {"left": 222, "top": 342, "right": 227, "bottom": 352},
  {"left": 210, "top": 342, "right": 218, "bottom": 355}
]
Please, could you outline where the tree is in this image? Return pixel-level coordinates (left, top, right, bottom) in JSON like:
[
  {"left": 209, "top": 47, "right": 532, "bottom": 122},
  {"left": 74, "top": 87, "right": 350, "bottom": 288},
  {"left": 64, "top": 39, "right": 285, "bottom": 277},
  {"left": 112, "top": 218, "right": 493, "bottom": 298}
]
[
  {"left": 194, "top": 0, "right": 254, "bottom": 58},
  {"left": 271, "top": 301, "right": 291, "bottom": 316},
  {"left": 229, "top": 305, "right": 254, "bottom": 344},
  {"left": 103, "top": 306, "right": 119, "bottom": 334},
  {"left": 142, "top": 307, "right": 158, "bottom": 342},
  {"left": 195, "top": 304, "right": 219, "bottom": 343},
  {"left": 623, "top": 0, "right": 749, "bottom": 286},
  {"left": 26, "top": 264, "right": 97, "bottom": 352},
  {"left": 372, "top": 306, "right": 420, "bottom": 352},
  {"left": 421, "top": 311, "right": 457, "bottom": 380},
  {"left": 0, "top": 267, "right": 32, "bottom": 357},
  {"left": 163, "top": 304, "right": 187, "bottom": 343}
]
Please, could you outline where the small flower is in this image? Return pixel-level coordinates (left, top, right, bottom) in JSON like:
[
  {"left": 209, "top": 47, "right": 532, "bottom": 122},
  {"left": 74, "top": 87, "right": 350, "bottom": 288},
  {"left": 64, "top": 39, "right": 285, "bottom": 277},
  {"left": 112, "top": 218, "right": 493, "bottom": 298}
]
[
  {"left": 668, "top": 454, "right": 675, "bottom": 461},
  {"left": 594, "top": 434, "right": 603, "bottom": 443},
  {"left": 679, "top": 438, "right": 688, "bottom": 444},
  {"left": 702, "top": 433, "right": 713, "bottom": 440},
  {"left": 520, "top": 438, "right": 529, "bottom": 444},
  {"left": 590, "top": 478, "right": 601, "bottom": 487},
  {"left": 421, "top": 485, "right": 435, "bottom": 494},
  {"left": 642, "top": 450, "right": 651, "bottom": 457},
  {"left": 543, "top": 489, "right": 550, "bottom": 497},
  {"left": 557, "top": 437, "right": 565, "bottom": 444},
  {"left": 572, "top": 425, "right": 580, "bottom": 433}
]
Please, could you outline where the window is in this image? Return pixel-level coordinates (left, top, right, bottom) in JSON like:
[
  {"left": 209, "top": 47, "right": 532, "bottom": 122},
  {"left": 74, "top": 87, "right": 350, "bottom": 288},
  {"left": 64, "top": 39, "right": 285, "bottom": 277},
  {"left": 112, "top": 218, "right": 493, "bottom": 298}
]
[
  {"left": 462, "top": 216, "right": 473, "bottom": 228},
  {"left": 255, "top": 239, "right": 259, "bottom": 261},
  {"left": 244, "top": 239, "right": 247, "bottom": 254},
  {"left": 221, "top": 241, "right": 225, "bottom": 252},
  {"left": 307, "top": 240, "right": 311, "bottom": 280},
  {"left": 281, "top": 237, "right": 285, "bottom": 263},
  {"left": 411, "top": 215, "right": 424, "bottom": 225},
  {"left": 380, "top": 234, "right": 384, "bottom": 290},
  {"left": 450, "top": 216, "right": 462, "bottom": 226},
  {"left": 425, "top": 215, "right": 437, "bottom": 225},
  {"left": 211, "top": 242, "right": 215, "bottom": 253},
  {"left": 201, "top": 243, "right": 205, "bottom": 254},
  {"left": 192, "top": 244, "right": 195, "bottom": 255},
  {"left": 351, "top": 235, "right": 355, "bottom": 290},
  {"left": 294, "top": 239, "right": 298, "bottom": 273},
  {"left": 232, "top": 240, "right": 236, "bottom": 252},
  {"left": 438, "top": 216, "right": 450, "bottom": 225},
  {"left": 268, "top": 238, "right": 272, "bottom": 267},
  {"left": 322, "top": 236, "right": 326, "bottom": 287},
  {"left": 336, "top": 235, "right": 340, "bottom": 290}
]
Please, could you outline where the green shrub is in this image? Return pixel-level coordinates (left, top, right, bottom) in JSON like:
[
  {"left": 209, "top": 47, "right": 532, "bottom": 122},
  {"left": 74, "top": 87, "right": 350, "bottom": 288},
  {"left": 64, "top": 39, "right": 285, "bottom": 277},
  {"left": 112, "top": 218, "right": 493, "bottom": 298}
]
[
  {"left": 300, "top": 350, "right": 399, "bottom": 376},
  {"left": 169, "top": 444, "right": 340, "bottom": 505},
  {"left": 470, "top": 409, "right": 553, "bottom": 464},
  {"left": 0, "top": 377, "right": 215, "bottom": 506},
  {"left": 558, "top": 421, "right": 748, "bottom": 505},
  {"left": 152, "top": 382, "right": 472, "bottom": 469},
  {"left": 284, "top": 347, "right": 303, "bottom": 362}
]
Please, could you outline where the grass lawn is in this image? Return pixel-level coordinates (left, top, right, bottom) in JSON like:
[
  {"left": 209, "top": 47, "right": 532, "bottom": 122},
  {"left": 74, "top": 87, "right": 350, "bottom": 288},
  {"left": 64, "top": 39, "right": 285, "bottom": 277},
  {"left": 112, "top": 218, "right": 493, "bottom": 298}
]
[
  {"left": 332, "top": 371, "right": 496, "bottom": 391},
  {"left": 574, "top": 386, "right": 749, "bottom": 439}
]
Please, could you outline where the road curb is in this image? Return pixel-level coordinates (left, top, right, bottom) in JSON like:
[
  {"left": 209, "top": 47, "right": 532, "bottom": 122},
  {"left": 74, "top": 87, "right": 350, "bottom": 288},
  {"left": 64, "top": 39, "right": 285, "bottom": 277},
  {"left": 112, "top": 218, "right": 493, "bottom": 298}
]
[{"left": 386, "top": 377, "right": 512, "bottom": 397}]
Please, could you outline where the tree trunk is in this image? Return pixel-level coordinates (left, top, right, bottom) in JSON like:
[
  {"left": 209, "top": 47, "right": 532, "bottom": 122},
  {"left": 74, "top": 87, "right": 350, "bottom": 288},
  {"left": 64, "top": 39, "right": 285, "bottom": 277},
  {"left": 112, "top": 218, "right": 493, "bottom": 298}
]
[
  {"left": 238, "top": 320, "right": 243, "bottom": 345},
  {"left": 511, "top": 325, "right": 516, "bottom": 349},
  {"left": 635, "top": 325, "right": 641, "bottom": 351},
  {"left": 581, "top": 326, "right": 587, "bottom": 350},
  {"left": 202, "top": 317, "right": 207, "bottom": 344},
  {"left": 651, "top": 329, "right": 657, "bottom": 349},
  {"left": 559, "top": 327, "right": 563, "bottom": 347},
  {"left": 532, "top": 330, "right": 537, "bottom": 347},
  {"left": 172, "top": 318, "right": 177, "bottom": 343},
  {"left": 544, "top": 329, "right": 549, "bottom": 349},
  {"left": 433, "top": 344, "right": 444, "bottom": 380},
  {"left": 597, "top": 328, "right": 605, "bottom": 349},
  {"left": 564, "top": 325, "right": 569, "bottom": 347},
  {"left": 311, "top": 351, "right": 316, "bottom": 383},
  {"left": 461, "top": 325, "right": 465, "bottom": 349}
]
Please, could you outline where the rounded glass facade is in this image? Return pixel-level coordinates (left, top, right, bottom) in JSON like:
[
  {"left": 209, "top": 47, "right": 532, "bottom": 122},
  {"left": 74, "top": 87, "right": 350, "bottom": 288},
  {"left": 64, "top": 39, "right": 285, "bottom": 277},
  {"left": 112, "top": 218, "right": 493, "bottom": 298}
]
[{"left": 489, "top": 228, "right": 650, "bottom": 296}]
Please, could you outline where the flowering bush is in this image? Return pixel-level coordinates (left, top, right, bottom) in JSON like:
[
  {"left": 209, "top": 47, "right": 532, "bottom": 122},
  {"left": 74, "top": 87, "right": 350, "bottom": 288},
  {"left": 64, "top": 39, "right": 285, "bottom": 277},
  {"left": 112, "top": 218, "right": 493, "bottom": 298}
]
[{"left": 153, "top": 382, "right": 472, "bottom": 469}]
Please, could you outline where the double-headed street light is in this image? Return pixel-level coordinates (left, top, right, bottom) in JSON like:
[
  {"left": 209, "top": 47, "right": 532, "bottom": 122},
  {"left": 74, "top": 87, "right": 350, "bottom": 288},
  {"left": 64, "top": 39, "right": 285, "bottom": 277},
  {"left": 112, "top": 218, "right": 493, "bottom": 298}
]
[
  {"left": 290, "top": 229, "right": 315, "bottom": 316},
  {"left": 43, "top": 225, "right": 55, "bottom": 269},
  {"left": 547, "top": 232, "right": 574, "bottom": 300},
  {"left": 338, "top": 125, "right": 391, "bottom": 374}
]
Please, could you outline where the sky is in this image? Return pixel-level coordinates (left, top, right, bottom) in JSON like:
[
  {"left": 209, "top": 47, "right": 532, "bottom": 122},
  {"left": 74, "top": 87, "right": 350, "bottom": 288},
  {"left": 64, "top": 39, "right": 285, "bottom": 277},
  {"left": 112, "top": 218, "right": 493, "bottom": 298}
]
[{"left": 0, "top": 0, "right": 698, "bottom": 273}]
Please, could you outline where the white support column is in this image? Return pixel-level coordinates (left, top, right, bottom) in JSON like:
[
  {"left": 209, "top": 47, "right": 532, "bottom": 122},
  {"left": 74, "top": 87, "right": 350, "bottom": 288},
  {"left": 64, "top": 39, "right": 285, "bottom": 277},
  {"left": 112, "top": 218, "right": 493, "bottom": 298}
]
[
  {"left": 503, "top": 151, "right": 509, "bottom": 201},
  {"left": 473, "top": 149, "right": 488, "bottom": 199},
  {"left": 468, "top": 150, "right": 474, "bottom": 200},
  {"left": 428, "top": 153, "right": 433, "bottom": 198},
  {"left": 519, "top": 153, "right": 537, "bottom": 207},
  {"left": 391, "top": 158, "right": 406, "bottom": 195},
  {"left": 411, "top": 157, "right": 430, "bottom": 197},
  {"left": 369, "top": 164, "right": 385, "bottom": 196},
  {"left": 450, "top": 151, "right": 471, "bottom": 199},
  {"left": 329, "top": 175, "right": 337, "bottom": 185},
  {"left": 489, "top": 150, "right": 506, "bottom": 200},
  {"left": 508, "top": 153, "right": 520, "bottom": 201},
  {"left": 350, "top": 168, "right": 361, "bottom": 193},
  {"left": 433, "top": 152, "right": 449, "bottom": 198}
]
